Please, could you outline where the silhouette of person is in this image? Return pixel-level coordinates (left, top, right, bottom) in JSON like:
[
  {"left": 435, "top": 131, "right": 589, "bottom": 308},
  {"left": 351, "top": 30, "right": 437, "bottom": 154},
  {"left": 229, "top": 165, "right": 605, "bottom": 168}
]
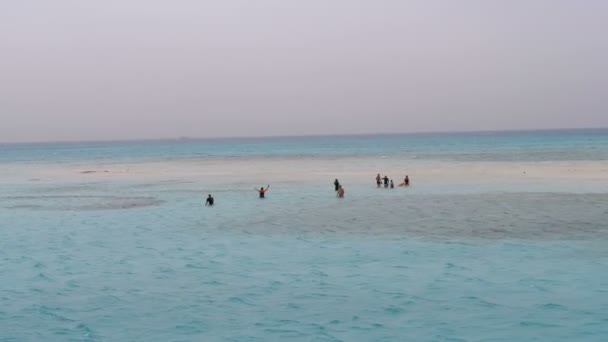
[{"left": 256, "top": 185, "right": 270, "bottom": 198}]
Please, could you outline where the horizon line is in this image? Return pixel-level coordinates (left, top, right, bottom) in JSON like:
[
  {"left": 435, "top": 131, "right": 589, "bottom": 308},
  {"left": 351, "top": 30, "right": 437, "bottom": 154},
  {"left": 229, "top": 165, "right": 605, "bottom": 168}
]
[{"left": 1, "top": 126, "right": 606, "bottom": 145}]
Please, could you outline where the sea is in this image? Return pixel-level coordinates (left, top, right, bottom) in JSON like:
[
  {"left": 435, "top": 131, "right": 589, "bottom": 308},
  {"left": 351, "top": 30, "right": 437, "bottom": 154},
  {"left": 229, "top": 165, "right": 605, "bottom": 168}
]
[{"left": 1, "top": 129, "right": 607, "bottom": 341}]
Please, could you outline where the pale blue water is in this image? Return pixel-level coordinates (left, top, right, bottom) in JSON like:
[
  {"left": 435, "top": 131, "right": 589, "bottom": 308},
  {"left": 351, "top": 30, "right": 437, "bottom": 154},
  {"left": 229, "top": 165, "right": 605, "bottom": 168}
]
[{"left": 1, "top": 130, "right": 608, "bottom": 341}]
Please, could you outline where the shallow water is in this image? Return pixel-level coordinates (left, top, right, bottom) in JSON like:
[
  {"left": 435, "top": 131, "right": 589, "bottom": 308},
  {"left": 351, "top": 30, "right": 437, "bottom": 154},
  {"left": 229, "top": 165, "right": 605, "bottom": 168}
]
[{"left": 1, "top": 131, "right": 608, "bottom": 341}]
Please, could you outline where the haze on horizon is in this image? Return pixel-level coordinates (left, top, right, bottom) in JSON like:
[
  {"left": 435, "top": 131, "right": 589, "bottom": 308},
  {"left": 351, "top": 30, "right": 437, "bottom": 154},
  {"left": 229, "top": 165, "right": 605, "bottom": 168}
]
[{"left": 1, "top": 0, "right": 607, "bottom": 143}]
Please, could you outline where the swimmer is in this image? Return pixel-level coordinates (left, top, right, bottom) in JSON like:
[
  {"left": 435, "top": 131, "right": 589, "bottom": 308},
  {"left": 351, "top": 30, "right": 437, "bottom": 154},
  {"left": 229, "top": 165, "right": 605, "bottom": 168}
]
[
  {"left": 205, "top": 194, "right": 214, "bottom": 206},
  {"left": 337, "top": 185, "right": 345, "bottom": 198},
  {"left": 334, "top": 179, "right": 340, "bottom": 191},
  {"left": 390, "top": 180, "right": 394, "bottom": 188},
  {"left": 376, "top": 174, "right": 381, "bottom": 188},
  {"left": 256, "top": 185, "right": 270, "bottom": 198},
  {"left": 383, "top": 175, "right": 389, "bottom": 188}
]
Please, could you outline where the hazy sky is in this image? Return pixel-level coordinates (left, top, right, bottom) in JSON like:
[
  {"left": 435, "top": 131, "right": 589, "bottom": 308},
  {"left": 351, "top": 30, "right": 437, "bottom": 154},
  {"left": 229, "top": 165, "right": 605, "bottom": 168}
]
[{"left": 1, "top": 0, "right": 607, "bottom": 142}]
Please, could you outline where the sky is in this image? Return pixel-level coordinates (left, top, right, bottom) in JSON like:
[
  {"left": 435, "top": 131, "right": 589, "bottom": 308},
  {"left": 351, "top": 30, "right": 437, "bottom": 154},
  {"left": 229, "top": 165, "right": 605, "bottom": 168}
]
[{"left": 1, "top": 0, "right": 607, "bottom": 142}]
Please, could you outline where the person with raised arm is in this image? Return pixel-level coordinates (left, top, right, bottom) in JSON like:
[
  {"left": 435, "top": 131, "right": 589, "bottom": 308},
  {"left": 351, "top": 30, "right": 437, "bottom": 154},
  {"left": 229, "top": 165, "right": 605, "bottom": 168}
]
[{"left": 256, "top": 185, "right": 270, "bottom": 198}]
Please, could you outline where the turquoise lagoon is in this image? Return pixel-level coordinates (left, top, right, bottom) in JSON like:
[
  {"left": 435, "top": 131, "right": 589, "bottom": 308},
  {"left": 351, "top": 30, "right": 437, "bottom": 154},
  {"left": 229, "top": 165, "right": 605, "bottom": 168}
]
[{"left": 1, "top": 130, "right": 607, "bottom": 341}]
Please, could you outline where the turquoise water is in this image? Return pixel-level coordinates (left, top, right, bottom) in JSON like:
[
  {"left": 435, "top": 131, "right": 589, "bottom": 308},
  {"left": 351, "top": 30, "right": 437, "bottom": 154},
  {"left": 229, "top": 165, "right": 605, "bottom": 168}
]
[
  {"left": 1, "top": 130, "right": 608, "bottom": 341},
  {"left": 2, "top": 129, "right": 608, "bottom": 163}
]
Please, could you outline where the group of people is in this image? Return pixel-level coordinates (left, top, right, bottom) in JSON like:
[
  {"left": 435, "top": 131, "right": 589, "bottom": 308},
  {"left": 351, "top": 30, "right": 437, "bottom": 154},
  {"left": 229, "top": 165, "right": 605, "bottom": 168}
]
[
  {"left": 333, "top": 174, "right": 410, "bottom": 198},
  {"left": 205, "top": 175, "right": 410, "bottom": 205},
  {"left": 206, "top": 185, "right": 270, "bottom": 206},
  {"left": 333, "top": 179, "right": 345, "bottom": 198},
  {"left": 375, "top": 174, "right": 410, "bottom": 189}
]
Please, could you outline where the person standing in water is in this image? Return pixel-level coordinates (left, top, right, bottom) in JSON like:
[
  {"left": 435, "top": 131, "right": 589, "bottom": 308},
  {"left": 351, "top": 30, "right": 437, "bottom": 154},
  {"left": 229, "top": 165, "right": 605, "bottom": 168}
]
[
  {"left": 256, "top": 185, "right": 270, "bottom": 198},
  {"left": 383, "top": 175, "right": 389, "bottom": 188},
  {"left": 376, "top": 174, "right": 381, "bottom": 188},
  {"left": 390, "top": 180, "right": 394, "bottom": 188},
  {"left": 337, "top": 185, "right": 345, "bottom": 198},
  {"left": 404, "top": 175, "right": 410, "bottom": 186},
  {"left": 334, "top": 179, "right": 340, "bottom": 192},
  {"left": 205, "top": 194, "right": 214, "bottom": 206}
]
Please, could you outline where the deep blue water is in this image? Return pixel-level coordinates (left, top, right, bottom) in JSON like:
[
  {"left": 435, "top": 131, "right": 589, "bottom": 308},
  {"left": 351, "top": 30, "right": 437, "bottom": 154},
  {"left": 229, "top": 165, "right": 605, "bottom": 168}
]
[{"left": 1, "top": 130, "right": 608, "bottom": 341}]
